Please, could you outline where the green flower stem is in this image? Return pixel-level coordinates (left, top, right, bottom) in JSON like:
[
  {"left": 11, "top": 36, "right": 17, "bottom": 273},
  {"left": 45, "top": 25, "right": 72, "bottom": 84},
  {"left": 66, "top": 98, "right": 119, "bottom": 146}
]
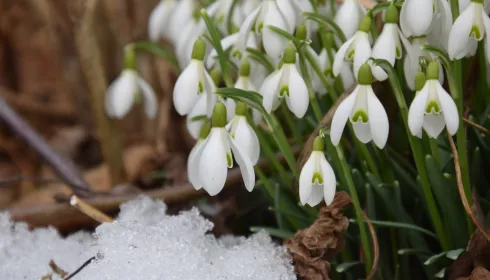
[
  {"left": 201, "top": 9, "right": 234, "bottom": 87},
  {"left": 375, "top": 59, "right": 449, "bottom": 250},
  {"left": 429, "top": 139, "right": 440, "bottom": 166},
  {"left": 336, "top": 145, "right": 372, "bottom": 274},
  {"left": 253, "top": 125, "right": 291, "bottom": 183},
  {"left": 281, "top": 104, "right": 303, "bottom": 150},
  {"left": 300, "top": 46, "right": 372, "bottom": 274}
]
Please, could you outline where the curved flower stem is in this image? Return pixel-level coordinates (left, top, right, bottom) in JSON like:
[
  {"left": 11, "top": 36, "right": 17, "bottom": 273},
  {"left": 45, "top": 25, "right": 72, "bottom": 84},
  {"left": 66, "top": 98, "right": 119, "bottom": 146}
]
[
  {"left": 375, "top": 59, "right": 449, "bottom": 250},
  {"left": 300, "top": 47, "right": 372, "bottom": 274}
]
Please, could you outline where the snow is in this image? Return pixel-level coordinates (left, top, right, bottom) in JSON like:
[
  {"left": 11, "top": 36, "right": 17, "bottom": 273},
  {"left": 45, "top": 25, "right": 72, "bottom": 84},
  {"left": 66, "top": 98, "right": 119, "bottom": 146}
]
[{"left": 0, "top": 196, "right": 295, "bottom": 280}]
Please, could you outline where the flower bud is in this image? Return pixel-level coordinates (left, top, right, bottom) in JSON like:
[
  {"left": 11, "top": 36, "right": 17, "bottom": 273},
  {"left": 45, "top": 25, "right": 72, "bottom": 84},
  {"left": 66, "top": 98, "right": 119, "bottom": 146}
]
[
  {"left": 357, "top": 63, "right": 373, "bottom": 85},
  {"left": 192, "top": 38, "right": 206, "bottom": 61},
  {"left": 212, "top": 102, "right": 227, "bottom": 127},
  {"left": 312, "top": 136, "right": 325, "bottom": 152},
  {"left": 358, "top": 16, "right": 372, "bottom": 33},
  {"left": 295, "top": 23, "right": 308, "bottom": 41},
  {"left": 283, "top": 44, "right": 296, "bottom": 64}
]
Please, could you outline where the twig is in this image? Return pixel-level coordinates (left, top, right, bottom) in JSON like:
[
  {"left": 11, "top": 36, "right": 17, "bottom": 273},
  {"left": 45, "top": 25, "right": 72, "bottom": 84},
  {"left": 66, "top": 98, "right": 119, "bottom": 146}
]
[
  {"left": 362, "top": 211, "right": 379, "bottom": 280},
  {"left": 49, "top": 260, "right": 68, "bottom": 278},
  {"left": 64, "top": 256, "right": 96, "bottom": 280},
  {"left": 0, "top": 97, "right": 92, "bottom": 197},
  {"left": 70, "top": 195, "right": 114, "bottom": 223},
  {"left": 447, "top": 130, "right": 490, "bottom": 242},
  {"left": 463, "top": 117, "right": 490, "bottom": 136}
]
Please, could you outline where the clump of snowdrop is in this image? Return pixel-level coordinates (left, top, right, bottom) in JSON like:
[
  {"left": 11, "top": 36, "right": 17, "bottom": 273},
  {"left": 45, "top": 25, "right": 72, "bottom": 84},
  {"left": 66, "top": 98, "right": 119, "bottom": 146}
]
[
  {"left": 188, "top": 101, "right": 255, "bottom": 196},
  {"left": 173, "top": 38, "right": 217, "bottom": 116},
  {"left": 299, "top": 136, "right": 336, "bottom": 207},
  {"left": 331, "top": 63, "right": 389, "bottom": 149},
  {"left": 226, "top": 102, "right": 260, "bottom": 165},
  {"left": 371, "top": 4, "right": 405, "bottom": 81},
  {"left": 408, "top": 62, "right": 459, "bottom": 138},
  {"left": 105, "top": 47, "right": 157, "bottom": 119},
  {"left": 333, "top": 16, "right": 372, "bottom": 80},
  {"left": 448, "top": 0, "right": 490, "bottom": 61},
  {"left": 260, "top": 44, "right": 309, "bottom": 118}
]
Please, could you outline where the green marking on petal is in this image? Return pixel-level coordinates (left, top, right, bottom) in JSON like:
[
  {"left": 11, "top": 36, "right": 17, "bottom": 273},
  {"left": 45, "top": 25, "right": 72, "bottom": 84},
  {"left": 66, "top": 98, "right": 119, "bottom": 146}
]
[
  {"left": 279, "top": 85, "right": 289, "bottom": 97},
  {"left": 226, "top": 152, "right": 233, "bottom": 167},
  {"left": 312, "top": 171, "right": 324, "bottom": 184},
  {"left": 257, "top": 22, "right": 264, "bottom": 33},
  {"left": 232, "top": 49, "right": 242, "bottom": 60},
  {"left": 351, "top": 110, "right": 369, "bottom": 123},
  {"left": 425, "top": 100, "right": 441, "bottom": 114},
  {"left": 470, "top": 25, "right": 482, "bottom": 40},
  {"left": 198, "top": 81, "right": 204, "bottom": 93},
  {"left": 396, "top": 46, "right": 402, "bottom": 58},
  {"left": 347, "top": 49, "right": 355, "bottom": 60},
  {"left": 324, "top": 68, "right": 334, "bottom": 78},
  {"left": 217, "top": 14, "right": 225, "bottom": 23}
]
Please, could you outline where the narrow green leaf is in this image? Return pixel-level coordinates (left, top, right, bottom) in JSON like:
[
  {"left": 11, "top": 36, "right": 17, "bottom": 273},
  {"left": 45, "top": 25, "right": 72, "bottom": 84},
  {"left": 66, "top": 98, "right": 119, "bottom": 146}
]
[
  {"left": 131, "top": 41, "right": 180, "bottom": 72},
  {"left": 424, "top": 252, "right": 446, "bottom": 265},
  {"left": 335, "top": 261, "right": 363, "bottom": 273},
  {"left": 190, "top": 115, "right": 208, "bottom": 122},
  {"left": 267, "top": 26, "right": 300, "bottom": 45},
  {"left": 216, "top": 88, "right": 265, "bottom": 113},
  {"left": 302, "top": 12, "right": 347, "bottom": 43},
  {"left": 350, "top": 218, "right": 438, "bottom": 239},
  {"left": 246, "top": 48, "right": 275, "bottom": 72},
  {"left": 397, "top": 248, "right": 433, "bottom": 256},
  {"left": 249, "top": 227, "right": 294, "bottom": 239}
]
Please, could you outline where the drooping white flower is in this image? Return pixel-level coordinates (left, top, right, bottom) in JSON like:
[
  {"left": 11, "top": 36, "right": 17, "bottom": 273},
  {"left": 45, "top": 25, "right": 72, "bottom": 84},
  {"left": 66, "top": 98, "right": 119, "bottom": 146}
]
[
  {"left": 226, "top": 60, "right": 262, "bottom": 124},
  {"left": 188, "top": 121, "right": 211, "bottom": 190},
  {"left": 226, "top": 102, "right": 260, "bottom": 165},
  {"left": 168, "top": 0, "right": 196, "bottom": 44},
  {"left": 148, "top": 0, "right": 177, "bottom": 42},
  {"left": 313, "top": 48, "right": 355, "bottom": 94},
  {"left": 260, "top": 45, "right": 309, "bottom": 118},
  {"left": 408, "top": 62, "right": 459, "bottom": 138},
  {"left": 292, "top": 0, "right": 317, "bottom": 38},
  {"left": 372, "top": 5, "right": 405, "bottom": 81},
  {"left": 105, "top": 69, "right": 157, "bottom": 119},
  {"left": 331, "top": 64, "right": 389, "bottom": 149},
  {"left": 448, "top": 0, "right": 490, "bottom": 60},
  {"left": 186, "top": 94, "right": 211, "bottom": 139},
  {"left": 400, "top": 36, "right": 445, "bottom": 90},
  {"left": 173, "top": 38, "right": 217, "bottom": 116},
  {"left": 333, "top": 16, "right": 372, "bottom": 80},
  {"left": 334, "top": 0, "right": 366, "bottom": 40},
  {"left": 400, "top": 0, "right": 434, "bottom": 38},
  {"left": 299, "top": 136, "right": 336, "bottom": 207},
  {"left": 237, "top": 0, "right": 293, "bottom": 59},
  {"left": 189, "top": 102, "right": 256, "bottom": 196},
  {"left": 428, "top": 0, "right": 453, "bottom": 51},
  {"left": 205, "top": 0, "right": 243, "bottom": 32},
  {"left": 175, "top": 17, "right": 207, "bottom": 69}
]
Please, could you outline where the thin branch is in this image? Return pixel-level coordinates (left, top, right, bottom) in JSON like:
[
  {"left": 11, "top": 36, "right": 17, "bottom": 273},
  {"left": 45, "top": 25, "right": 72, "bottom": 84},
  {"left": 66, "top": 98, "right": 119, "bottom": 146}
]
[
  {"left": 362, "top": 211, "right": 379, "bottom": 280},
  {"left": 64, "top": 256, "right": 96, "bottom": 280},
  {"left": 447, "top": 130, "right": 490, "bottom": 242},
  {"left": 463, "top": 117, "right": 490, "bottom": 136},
  {"left": 70, "top": 195, "right": 114, "bottom": 223},
  {"left": 0, "top": 97, "right": 92, "bottom": 197}
]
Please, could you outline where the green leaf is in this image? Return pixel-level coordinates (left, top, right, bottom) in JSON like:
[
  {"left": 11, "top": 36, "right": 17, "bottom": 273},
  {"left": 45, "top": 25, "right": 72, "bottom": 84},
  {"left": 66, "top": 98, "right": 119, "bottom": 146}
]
[
  {"left": 190, "top": 115, "right": 208, "bottom": 122},
  {"left": 335, "top": 261, "right": 363, "bottom": 273},
  {"left": 368, "top": 2, "right": 403, "bottom": 16},
  {"left": 130, "top": 41, "right": 180, "bottom": 73},
  {"left": 424, "top": 251, "right": 446, "bottom": 265},
  {"left": 249, "top": 227, "right": 294, "bottom": 239},
  {"left": 266, "top": 25, "right": 300, "bottom": 45},
  {"left": 397, "top": 248, "right": 432, "bottom": 256},
  {"left": 302, "top": 12, "right": 347, "bottom": 43},
  {"left": 216, "top": 88, "right": 265, "bottom": 113},
  {"left": 350, "top": 219, "right": 437, "bottom": 239}
]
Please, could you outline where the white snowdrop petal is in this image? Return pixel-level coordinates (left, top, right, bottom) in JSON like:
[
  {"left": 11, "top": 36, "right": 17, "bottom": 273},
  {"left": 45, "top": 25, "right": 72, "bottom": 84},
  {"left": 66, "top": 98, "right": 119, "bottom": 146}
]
[
  {"left": 206, "top": 33, "right": 240, "bottom": 69},
  {"left": 186, "top": 95, "right": 208, "bottom": 139},
  {"left": 105, "top": 81, "right": 117, "bottom": 117},
  {"left": 276, "top": 0, "right": 296, "bottom": 32},
  {"left": 199, "top": 129, "right": 228, "bottom": 196},
  {"left": 149, "top": 2, "right": 167, "bottom": 41},
  {"left": 353, "top": 34, "right": 372, "bottom": 79},
  {"left": 225, "top": 98, "right": 236, "bottom": 122},
  {"left": 423, "top": 113, "right": 446, "bottom": 138},
  {"left": 367, "top": 88, "right": 389, "bottom": 148},
  {"left": 169, "top": 0, "right": 195, "bottom": 43},
  {"left": 408, "top": 85, "right": 430, "bottom": 138},
  {"left": 307, "top": 185, "right": 324, "bottom": 207},
  {"left": 173, "top": 61, "right": 200, "bottom": 115},
  {"left": 340, "top": 64, "right": 355, "bottom": 90},
  {"left": 260, "top": 70, "right": 282, "bottom": 113},
  {"left": 262, "top": 3, "right": 289, "bottom": 58},
  {"left": 228, "top": 134, "right": 256, "bottom": 192},
  {"left": 401, "top": 0, "right": 433, "bottom": 37},
  {"left": 448, "top": 4, "right": 475, "bottom": 59},
  {"left": 237, "top": 7, "right": 261, "bottom": 54},
  {"left": 110, "top": 71, "right": 138, "bottom": 119},
  {"left": 334, "top": 0, "right": 363, "bottom": 39},
  {"left": 285, "top": 65, "right": 309, "bottom": 118},
  {"left": 204, "top": 70, "right": 218, "bottom": 117},
  {"left": 299, "top": 154, "right": 315, "bottom": 206},
  {"left": 436, "top": 83, "right": 460, "bottom": 136},
  {"left": 352, "top": 122, "right": 372, "bottom": 143},
  {"left": 372, "top": 25, "right": 397, "bottom": 81},
  {"left": 483, "top": 12, "right": 490, "bottom": 63},
  {"left": 330, "top": 87, "right": 359, "bottom": 145},
  {"left": 136, "top": 75, "right": 158, "bottom": 119},
  {"left": 233, "top": 117, "right": 260, "bottom": 165},
  {"left": 320, "top": 155, "right": 336, "bottom": 206},
  {"left": 333, "top": 37, "right": 355, "bottom": 76},
  {"left": 188, "top": 140, "right": 206, "bottom": 190}
]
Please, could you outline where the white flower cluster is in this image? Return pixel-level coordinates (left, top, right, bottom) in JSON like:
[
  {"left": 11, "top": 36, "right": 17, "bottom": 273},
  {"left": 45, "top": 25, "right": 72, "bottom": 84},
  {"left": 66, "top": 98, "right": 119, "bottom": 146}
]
[{"left": 103, "top": 0, "right": 483, "bottom": 205}]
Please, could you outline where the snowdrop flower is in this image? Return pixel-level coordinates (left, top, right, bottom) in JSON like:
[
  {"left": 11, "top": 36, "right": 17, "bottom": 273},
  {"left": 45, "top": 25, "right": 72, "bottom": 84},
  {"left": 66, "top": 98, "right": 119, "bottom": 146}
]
[
  {"left": 428, "top": 0, "right": 452, "bottom": 51},
  {"left": 408, "top": 62, "right": 459, "bottom": 138},
  {"left": 400, "top": 0, "right": 434, "bottom": 38},
  {"left": 299, "top": 136, "right": 336, "bottom": 207},
  {"left": 168, "top": 0, "right": 195, "bottom": 44},
  {"left": 333, "top": 16, "right": 372, "bottom": 80},
  {"left": 186, "top": 94, "right": 210, "bottom": 139},
  {"left": 105, "top": 69, "right": 157, "bottom": 119},
  {"left": 148, "top": 0, "right": 177, "bottom": 41},
  {"left": 448, "top": 0, "right": 490, "bottom": 60},
  {"left": 175, "top": 16, "right": 207, "bottom": 68},
  {"left": 226, "top": 102, "right": 260, "bottom": 165},
  {"left": 206, "top": 32, "right": 258, "bottom": 69},
  {"left": 372, "top": 5, "right": 405, "bottom": 81},
  {"left": 260, "top": 44, "right": 309, "bottom": 118},
  {"left": 173, "top": 38, "right": 216, "bottom": 116},
  {"left": 188, "top": 121, "right": 211, "bottom": 190},
  {"left": 226, "top": 60, "right": 262, "bottom": 124},
  {"left": 334, "top": 0, "right": 366, "bottom": 40},
  {"left": 331, "top": 64, "right": 389, "bottom": 149},
  {"left": 237, "top": 0, "right": 293, "bottom": 59},
  {"left": 188, "top": 102, "right": 255, "bottom": 195}
]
